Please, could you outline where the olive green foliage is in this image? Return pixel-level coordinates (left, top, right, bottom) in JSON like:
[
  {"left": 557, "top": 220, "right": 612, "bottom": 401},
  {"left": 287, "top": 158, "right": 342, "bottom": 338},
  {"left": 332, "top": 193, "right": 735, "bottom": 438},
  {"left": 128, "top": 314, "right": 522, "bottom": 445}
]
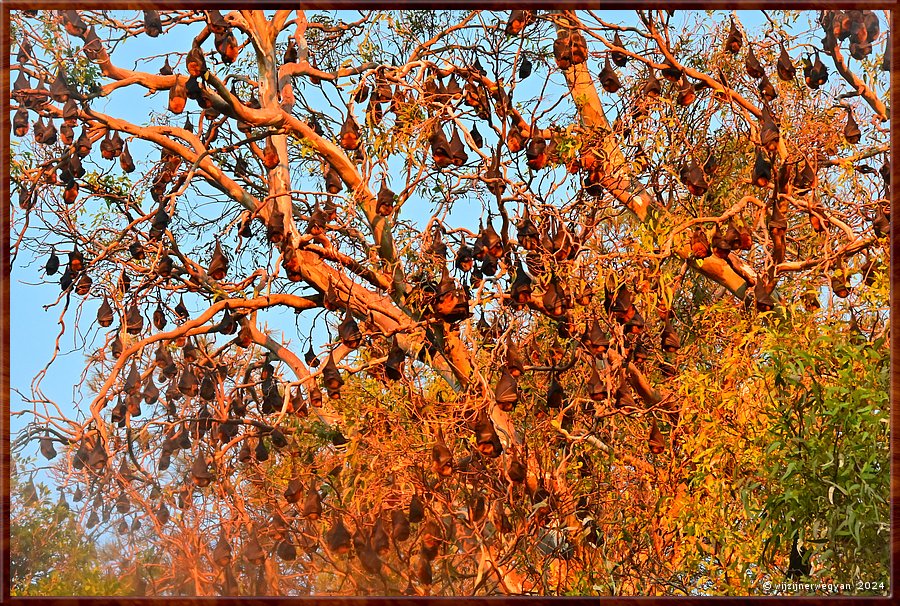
[
  {"left": 668, "top": 284, "right": 889, "bottom": 595},
  {"left": 10, "top": 460, "right": 130, "bottom": 597},
  {"left": 756, "top": 309, "right": 889, "bottom": 588}
]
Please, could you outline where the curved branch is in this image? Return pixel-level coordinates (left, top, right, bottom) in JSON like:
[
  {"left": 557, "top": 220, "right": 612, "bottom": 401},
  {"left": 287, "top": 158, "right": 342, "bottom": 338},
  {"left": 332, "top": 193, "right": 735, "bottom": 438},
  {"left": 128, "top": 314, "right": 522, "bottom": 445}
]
[
  {"left": 826, "top": 40, "right": 889, "bottom": 121},
  {"left": 88, "top": 294, "right": 320, "bottom": 438}
]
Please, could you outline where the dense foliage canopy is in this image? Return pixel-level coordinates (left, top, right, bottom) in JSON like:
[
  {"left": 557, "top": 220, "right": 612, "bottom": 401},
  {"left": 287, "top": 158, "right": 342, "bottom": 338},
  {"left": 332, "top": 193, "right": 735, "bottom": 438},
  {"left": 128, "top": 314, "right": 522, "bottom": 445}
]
[{"left": 10, "top": 458, "right": 131, "bottom": 596}]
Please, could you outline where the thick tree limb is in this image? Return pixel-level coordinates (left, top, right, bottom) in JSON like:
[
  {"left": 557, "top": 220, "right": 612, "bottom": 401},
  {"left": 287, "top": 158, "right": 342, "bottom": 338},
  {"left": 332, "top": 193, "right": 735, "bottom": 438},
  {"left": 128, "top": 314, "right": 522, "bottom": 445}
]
[
  {"left": 555, "top": 12, "right": 751, "bottom": 298},
  {"left": 826, "top": 41, "right": 889, "bottom": 121}
]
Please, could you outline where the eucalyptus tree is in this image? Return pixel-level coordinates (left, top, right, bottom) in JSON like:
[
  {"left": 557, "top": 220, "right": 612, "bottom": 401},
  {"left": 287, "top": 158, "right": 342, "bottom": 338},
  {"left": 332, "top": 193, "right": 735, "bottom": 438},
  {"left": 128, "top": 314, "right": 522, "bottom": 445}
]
[{"left": 10, "top": 9, "right": 889, "bottom": 596}]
